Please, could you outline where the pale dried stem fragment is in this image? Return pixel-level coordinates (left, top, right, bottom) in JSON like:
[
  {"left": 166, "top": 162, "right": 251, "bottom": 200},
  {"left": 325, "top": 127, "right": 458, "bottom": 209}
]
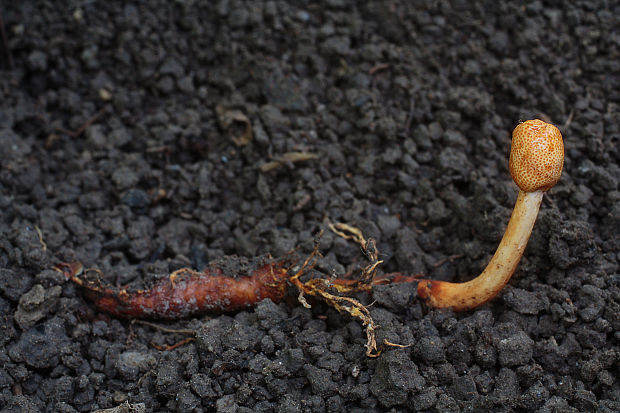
[
  {"left": 260, "top": 151, "right": 318, "bottom": 172},
  {"left": 290, "top": 235, "right": 382, "bottom": 356}
]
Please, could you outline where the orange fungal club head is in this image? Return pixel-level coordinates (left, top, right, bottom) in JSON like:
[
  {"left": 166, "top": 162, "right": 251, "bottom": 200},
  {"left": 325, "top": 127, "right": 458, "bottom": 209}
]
[{"left": 509, "top": 119, "right": 564, "bottom": 192}]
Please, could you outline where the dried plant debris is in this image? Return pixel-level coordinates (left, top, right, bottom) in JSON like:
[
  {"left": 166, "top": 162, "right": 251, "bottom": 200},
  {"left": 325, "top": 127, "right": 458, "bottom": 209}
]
[
  {"left": 259, "top": 151, "right": 319, "bottom": 172},
  {"left": 215, "top": 104, "right": 253, "bottom": 146}
]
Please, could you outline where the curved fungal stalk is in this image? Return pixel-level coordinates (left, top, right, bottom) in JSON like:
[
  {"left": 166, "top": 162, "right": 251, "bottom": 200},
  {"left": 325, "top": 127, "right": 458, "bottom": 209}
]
[{"left": 417, "top": 119, "right": 564, "bottom": 311}]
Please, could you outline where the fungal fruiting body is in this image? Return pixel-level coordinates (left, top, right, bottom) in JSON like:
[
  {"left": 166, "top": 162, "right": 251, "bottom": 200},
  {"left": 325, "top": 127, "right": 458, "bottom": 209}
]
[
  {"left": 417, "top": 119, "right": 564, "bottom": 311},
  {"left": 56, "top": 119, "right": 563, "bottom": 351}
]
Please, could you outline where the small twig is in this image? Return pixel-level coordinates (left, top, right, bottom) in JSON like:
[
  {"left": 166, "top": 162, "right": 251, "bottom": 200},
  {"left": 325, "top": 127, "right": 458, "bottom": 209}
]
[
  {"left": 132, "top": 319, "right": 196, "bottom": 335},
  {"left": 383, "top": 339, "right": 412, "bottom": 349},
  {"left": 34, "top": 225, "right": 47, "bottom": 251},
  {"left": 292, "top": 193, "right": 312, "bottom": 212},
  {"left": 131, "top": 320, "right": 197, "bottom": 351},
  {"left": 327, "top": 221, "right": 367, "bottom": 246},
  {"left": 146, "top": 145, "right": 171, "bottom": 153},
  {"left": 152, "top": 337, "right": 195, "bottom": 351},
  {"left": 260, "top": 152, "right": 318, "bottom": 172},
  {"left": 562, "top": 108, "right": 575, "bottom": 130},
  {"left": 369, "top": 63, "right": 389, "bottom": 75},
  {"left": 56, "top": 107, "right": 106, "bottom": 137}
]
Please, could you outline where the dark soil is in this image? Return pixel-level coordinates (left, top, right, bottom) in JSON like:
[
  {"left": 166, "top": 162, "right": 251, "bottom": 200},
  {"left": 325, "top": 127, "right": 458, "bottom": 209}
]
[{"left": 1, "top": 1, "right": 619, "bottom": 412}]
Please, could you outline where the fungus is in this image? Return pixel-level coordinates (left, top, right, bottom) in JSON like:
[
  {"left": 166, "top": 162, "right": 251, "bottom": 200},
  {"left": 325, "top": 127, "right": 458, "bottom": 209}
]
[{"left": 417, "top": 119, "right": 564, "bottom": 311}]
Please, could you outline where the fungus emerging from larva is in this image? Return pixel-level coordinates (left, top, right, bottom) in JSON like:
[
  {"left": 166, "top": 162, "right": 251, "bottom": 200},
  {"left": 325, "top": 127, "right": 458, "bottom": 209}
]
[{"left": 417, "top": 119, "right": 564, "bottom": 311}]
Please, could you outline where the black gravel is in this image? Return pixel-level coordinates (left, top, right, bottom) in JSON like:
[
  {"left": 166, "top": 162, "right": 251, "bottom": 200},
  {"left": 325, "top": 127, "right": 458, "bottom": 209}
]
[{"left": 1, "top": 1, "right": 619, "bottom": 412}]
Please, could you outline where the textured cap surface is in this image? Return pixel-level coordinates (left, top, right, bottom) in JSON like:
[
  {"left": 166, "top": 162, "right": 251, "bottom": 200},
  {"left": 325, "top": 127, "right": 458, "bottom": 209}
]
[{"left": 509, "top": 119, "right": 564, "bottom": 192}]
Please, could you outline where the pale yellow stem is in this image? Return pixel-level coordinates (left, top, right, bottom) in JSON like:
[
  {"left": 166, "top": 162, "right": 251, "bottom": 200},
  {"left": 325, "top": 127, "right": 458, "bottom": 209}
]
[{"left": 417, "top": 190, "right": 543, "bottom": 311}]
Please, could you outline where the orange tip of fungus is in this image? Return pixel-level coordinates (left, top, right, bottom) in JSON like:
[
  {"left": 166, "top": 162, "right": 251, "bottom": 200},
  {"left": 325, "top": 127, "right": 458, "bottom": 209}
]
[{"left": 509, "top": 119, "right": 564, "bottom": 192}]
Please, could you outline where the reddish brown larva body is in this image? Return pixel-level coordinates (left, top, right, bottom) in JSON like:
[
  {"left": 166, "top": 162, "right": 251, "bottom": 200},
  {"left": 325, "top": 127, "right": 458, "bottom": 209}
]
[
  {"left": 57, "top": 261, "right": 289, "bottom": 319},
  {"left": 57, "top": 260, "right": 422, "bottom": 320}
]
